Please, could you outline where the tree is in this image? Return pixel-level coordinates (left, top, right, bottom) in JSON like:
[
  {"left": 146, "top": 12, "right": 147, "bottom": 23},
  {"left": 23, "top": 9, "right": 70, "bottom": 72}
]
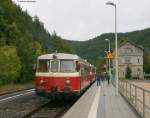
[
  {"left": 0, "top": 0, "right": 60, "bottom": 85},
  {"left": 0, "top": 38, "right": 6, "bottom": 46},
  {"left": 0, "top": 46, "right": 22, "bottom": 84},
  {"left": 15, "top": 35, "right": 35, "bottom": 82},
  {"left": 51, "top": 33, "right": 74, "bottom": 53},
  {"left": 32, "top": 41, "right": 45, "bottom": 61},
  {"left": 125, "top": 66, "right": 132, "bottom": 79},
  {"left": 120, "top": 37, "right": 128, "bottom": 44},
  {"left": 96, "top": 56, "right": 106, "bottom": 73},
  {"left": 144, "top": 50, "right": 150, "bottom": 73}
]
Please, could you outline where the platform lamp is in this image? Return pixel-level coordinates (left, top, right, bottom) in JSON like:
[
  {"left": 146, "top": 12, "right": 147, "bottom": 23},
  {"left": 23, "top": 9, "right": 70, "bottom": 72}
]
[
  {"left": 106, "top": 1, "right": 118, "bottom": 96},
  {"left": 105, "top": 39, "right": 111, "bottom": 77}
]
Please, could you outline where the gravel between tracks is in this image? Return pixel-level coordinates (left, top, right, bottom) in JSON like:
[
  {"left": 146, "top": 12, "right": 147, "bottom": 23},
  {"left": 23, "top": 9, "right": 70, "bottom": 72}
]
[
  {"left": 0, "top": 93, "right": 49, "bottom": 118},
  {"left": 28, "top": 99, "right": 76, "bottom": 118}
]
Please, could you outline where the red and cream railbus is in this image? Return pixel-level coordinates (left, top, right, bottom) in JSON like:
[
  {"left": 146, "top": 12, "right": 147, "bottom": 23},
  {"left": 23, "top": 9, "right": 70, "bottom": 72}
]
[{"left": 35, "top": 53, "right": 96, "bottom": 98}]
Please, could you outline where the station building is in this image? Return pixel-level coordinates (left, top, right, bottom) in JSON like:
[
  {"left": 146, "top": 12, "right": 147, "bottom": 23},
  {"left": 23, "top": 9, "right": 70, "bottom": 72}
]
[{"left": 112, "top": 41, "right": 144, "bottom": 79}]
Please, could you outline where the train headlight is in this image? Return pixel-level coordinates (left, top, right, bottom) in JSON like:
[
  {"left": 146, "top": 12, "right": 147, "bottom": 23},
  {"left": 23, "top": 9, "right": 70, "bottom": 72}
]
[
  {"left": 65, "top": 80, "right": 71, "bottom": 84},
  {"left": 40, "top": 79, "right": 46, "bottom": 84}
]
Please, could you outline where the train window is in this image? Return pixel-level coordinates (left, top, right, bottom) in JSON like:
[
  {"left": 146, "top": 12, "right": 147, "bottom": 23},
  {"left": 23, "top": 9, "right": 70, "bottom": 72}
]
[
  {"left": 51, "top": 60, "right": 59, "bottom": 72},
  {"left": 76, "top": 61, "right": 80, "bottom": 72},
  {"left": 37, "top": 59, "right": 49, "bottom": 72},
  {"left": 60, "top": 60, "right": 75, "bottom": 73},
  {"left": 81, "top": 68, "right": 85, "bottom": 75}
]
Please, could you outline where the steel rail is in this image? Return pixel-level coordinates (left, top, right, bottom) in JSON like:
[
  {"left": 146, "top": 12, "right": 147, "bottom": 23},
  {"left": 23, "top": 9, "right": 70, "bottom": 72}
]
[{"left": 0, "top": 89, "right": 34, "bottom": 103}]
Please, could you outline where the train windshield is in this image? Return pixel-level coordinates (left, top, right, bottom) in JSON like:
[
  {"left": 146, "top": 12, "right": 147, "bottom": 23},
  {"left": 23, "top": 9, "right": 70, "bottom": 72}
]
[
  {"left": 37, "top": 59, "right": 49, "bottom": 72},
  {"left": 60, "top": 60, "right": 75, "bottom": 73},
  {"left": 51, "top": 60, "right": 59, "bottom": 72}
]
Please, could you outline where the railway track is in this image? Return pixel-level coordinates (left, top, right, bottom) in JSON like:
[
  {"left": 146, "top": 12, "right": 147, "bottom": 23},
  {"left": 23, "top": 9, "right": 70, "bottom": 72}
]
[
  {"left": 0, "top": 88, "right": 77, "bottom": 118},
  {"left": 23, "top": 99, "right": 77, "bottom": 118},
  {"left": 0, "top": 87, "right": 34, "bottom": 96},
  {"left": 0, "top": 88, "right": 34, "bottom": 103},
  {"left": 24, "top": 83, "right": 94, "bottom": 118},
  {"left": 0, "top": 82, "right": 92, "bottom": 118},
  {"left": 0, "top": 89, "right": 50, "bottom": 118}
]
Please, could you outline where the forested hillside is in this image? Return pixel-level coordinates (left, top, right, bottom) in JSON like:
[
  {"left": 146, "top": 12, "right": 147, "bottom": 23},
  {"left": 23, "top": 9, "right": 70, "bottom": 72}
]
[
  {"left": 1, "top": 0, "right": 150, "bottom": 85},
  {"left": 0, "top": 0, "right": 73, "bottom": 85},
  {"left": 68, "top": 28, "right": 150, "bottom": 72}
]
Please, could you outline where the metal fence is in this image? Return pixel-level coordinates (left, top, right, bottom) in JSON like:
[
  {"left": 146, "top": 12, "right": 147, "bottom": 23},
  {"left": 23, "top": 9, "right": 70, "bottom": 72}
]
[{"left": 119, "top": 80, "right": 150, "bottom": 118}]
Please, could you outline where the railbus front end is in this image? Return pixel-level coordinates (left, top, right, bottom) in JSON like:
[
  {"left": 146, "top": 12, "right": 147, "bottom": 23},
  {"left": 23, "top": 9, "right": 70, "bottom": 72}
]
[{"left": 34, "top": 53, "right": 95, "bottom": 99}]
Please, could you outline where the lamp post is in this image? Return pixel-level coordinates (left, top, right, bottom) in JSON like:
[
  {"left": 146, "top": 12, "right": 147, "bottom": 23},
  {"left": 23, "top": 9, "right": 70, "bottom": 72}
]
[
  {"left": 106, "top": 1, "right": 118, "bottom": 96},
  {"left": 105, "top": 39, "right": 111, "bottom": 76},
  {"left": 104, "top": 51, "right": 109, "bottom": 73}
]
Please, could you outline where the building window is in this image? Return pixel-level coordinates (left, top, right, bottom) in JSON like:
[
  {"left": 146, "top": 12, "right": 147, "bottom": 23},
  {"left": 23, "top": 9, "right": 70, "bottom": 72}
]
[
  {"left": 137, "top": 58, "right": 140, "bottom": 64},
  {"left": 137, "top": 68, "right": 141, "bottom": 71},
  {"left": 125, "top": 57, "right": 131, "bottom": 64},
  {"left": 123, "top": 72, "right": 125, "bottom": 76},
  {"left": 125, "top": 48, "right": 132, "bottom": 53},
  {"left": 119, "top": 58, "right": 122, "bottom": 64},
  {"left": 137, "top": 68, "right": 141, "bottom": 79}
]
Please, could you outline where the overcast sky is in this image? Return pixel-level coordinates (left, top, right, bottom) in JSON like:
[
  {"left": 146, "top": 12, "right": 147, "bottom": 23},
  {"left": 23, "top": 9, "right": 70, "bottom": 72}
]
[{"left": 13, "top": 0, "right": 150, "bottom": 41}]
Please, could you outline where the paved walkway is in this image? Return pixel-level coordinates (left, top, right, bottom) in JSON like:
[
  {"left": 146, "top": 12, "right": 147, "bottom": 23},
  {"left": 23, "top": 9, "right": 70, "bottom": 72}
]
[
  {"left": 63, "top": 81, "right": 138, "bottom": 118},
  {"left": 63, "top": 82, "right": 98, "bottom": 118},
  {"left": 97, "top": 82, "right": 138, "bottom": 118}
]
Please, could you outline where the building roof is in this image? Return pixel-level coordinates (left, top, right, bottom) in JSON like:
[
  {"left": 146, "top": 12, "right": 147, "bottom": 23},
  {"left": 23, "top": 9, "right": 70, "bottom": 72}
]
[{"left": 119, "top": 40, "right": 144, "bottom": 51}]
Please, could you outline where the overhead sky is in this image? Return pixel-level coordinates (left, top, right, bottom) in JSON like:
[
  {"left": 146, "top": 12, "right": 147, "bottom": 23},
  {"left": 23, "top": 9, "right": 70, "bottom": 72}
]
[{"left": 13, "top": 0, "right": 150, "bottom": 41}]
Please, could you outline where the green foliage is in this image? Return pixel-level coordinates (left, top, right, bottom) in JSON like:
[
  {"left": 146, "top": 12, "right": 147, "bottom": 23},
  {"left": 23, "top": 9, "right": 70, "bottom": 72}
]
[
  {"left": 68, "top": 33, "right": 115, "bottom": 65},
  {"left": 0, "top": 38, "right": 6, "bottom": 46},
  {"left": 144, "top": 50, "right": 150, "bottom": 73},
  {"left": 15, "top": 36, "right": 36, "bottom": 82},
  {"left": 125, "top": 66, "right": 132, "bottom": 79},
  {"left": 51, "top": 33, "right": 74, "bottom": 53},
  {"left": 119, "top": 77, "right": 127, "bottom": 80},
  {"left": 0, "top": 46, "right": 21, "bottom": 85},
  {"left": 0, "top": 0, "right": 74, "bottom": 85},
  {"left": 32, "top": 41, "right": 45, "bottom": 58},
  {"left": 1, "top": 0, "right": 150, "bottom": 85},
  {"left": 69, "top": 28, "right": 150, "bottom": 72},
  {"left": 95, "top": 56, "right": 106, "bottom": 72}
]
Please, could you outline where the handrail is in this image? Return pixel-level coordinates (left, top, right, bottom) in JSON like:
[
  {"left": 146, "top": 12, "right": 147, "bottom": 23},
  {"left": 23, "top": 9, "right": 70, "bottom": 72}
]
[
  {"left": 118, "top": 80, "right": 150, "bottom": 118},
  {"left": 123, "top": 80, "right": 150, "bottom": 93}
]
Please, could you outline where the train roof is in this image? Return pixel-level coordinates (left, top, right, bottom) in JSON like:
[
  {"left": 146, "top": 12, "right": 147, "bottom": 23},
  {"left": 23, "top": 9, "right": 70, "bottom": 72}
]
[
  {"left": 38, "top": 53, "right": 96, "bottom": 68},
  {"left": 38, "top": 53, "right": 80, "bottom": 60}
]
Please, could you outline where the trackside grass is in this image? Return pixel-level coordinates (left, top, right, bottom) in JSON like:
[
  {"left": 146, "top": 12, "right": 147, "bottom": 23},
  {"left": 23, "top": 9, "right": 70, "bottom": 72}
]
[{"left": 0, "top": 82, "right": 34, "bottom": 94}]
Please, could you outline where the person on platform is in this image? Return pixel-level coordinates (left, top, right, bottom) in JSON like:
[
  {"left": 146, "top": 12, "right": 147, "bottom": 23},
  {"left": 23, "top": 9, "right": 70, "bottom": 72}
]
[
  {"left": 101, "top": 72, "right": 105, "bottom": 82},
  {"left": 96, "top": 73, "right": 101, "bottom": 86},
  {"left": 106, "top": 72, "right": 110, "bottom": 85}
]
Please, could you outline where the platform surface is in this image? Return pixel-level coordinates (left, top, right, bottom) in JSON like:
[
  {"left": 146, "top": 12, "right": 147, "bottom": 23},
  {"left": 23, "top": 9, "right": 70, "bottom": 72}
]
[
  {"left": 63, "top": 82, "right": 138, "bottom": 118},
  {"left": 97, "top": 82, "right": 138, "bottom": 118}
]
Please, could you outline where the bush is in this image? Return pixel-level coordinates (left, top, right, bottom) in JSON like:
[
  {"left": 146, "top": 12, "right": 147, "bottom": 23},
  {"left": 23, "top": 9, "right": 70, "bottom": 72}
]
[
  {"left": 119, "top": 77, "right": 127, "bottom": 80},
  {"left": 0, "top": 46, "right": 22, "bottom": 84},
  {"left": 125, "top": 66, "right": 132, "bottom": 79}
]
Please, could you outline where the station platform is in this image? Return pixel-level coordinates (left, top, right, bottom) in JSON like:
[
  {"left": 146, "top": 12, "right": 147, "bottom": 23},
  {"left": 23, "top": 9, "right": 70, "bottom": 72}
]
[{"left": 63, "top": 82, "right": 138, "bottom": 118}]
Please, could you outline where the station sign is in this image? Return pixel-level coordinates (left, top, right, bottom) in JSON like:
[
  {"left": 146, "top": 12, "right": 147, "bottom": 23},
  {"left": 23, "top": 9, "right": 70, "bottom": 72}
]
[{"left": 107, "top": 52, "right": 113, "bottom": 59}]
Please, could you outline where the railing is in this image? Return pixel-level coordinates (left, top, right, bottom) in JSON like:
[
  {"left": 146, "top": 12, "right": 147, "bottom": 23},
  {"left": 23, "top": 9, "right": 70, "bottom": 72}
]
[{"left": 119, "top": 80, "right": 150, "bottom": 118}]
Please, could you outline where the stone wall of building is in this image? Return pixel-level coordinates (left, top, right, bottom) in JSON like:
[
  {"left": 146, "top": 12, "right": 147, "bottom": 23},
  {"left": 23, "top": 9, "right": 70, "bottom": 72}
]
[{"left": 113, "top": 41, "right": 143, "bottom": 79}]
